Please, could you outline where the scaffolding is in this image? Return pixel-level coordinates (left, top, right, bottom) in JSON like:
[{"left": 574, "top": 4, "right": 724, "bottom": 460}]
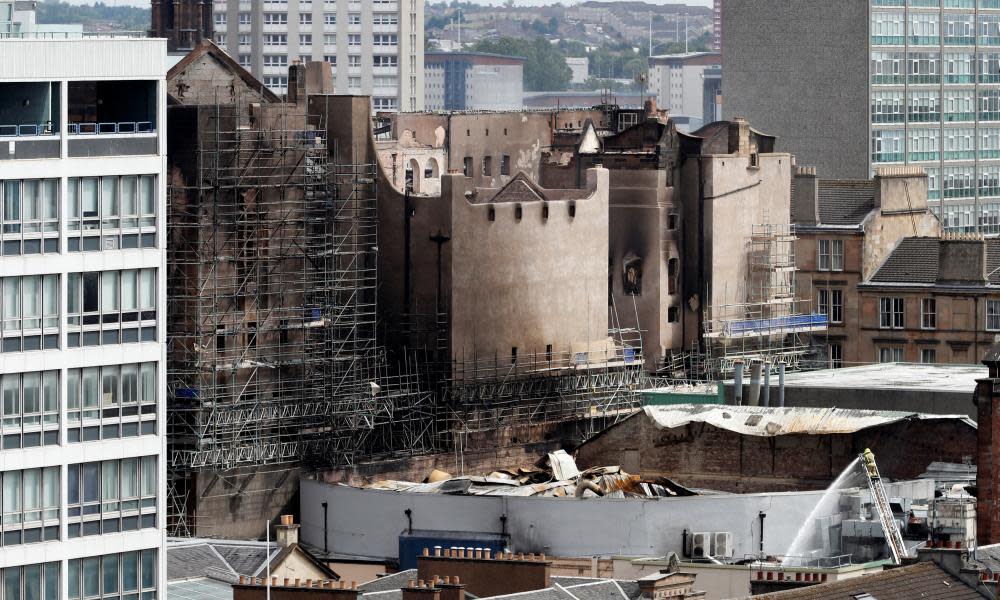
[
  {"left": 696, "top": 223, "right": 828, "bottom": 379},
  {"left": 166, "top": 96, "right": 434, "bottom": 536}
]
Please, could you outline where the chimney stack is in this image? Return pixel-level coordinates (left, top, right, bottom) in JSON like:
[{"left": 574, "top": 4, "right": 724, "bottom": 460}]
[
  {"left": 792, "top": 166, "right": 819, "bottom": 226},
  {"left": 275, "top": 514, "right": 300, "bottom": 548},
  {"left": 976, "top": 343, "right": 1000, "bottom": 544}
]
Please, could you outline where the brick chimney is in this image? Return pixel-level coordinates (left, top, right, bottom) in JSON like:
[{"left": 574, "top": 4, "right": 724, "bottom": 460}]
[
  {"left": 275, "top": 514, "right": 300, "bottom": 548},
  {"left": 402, "top": 579, "right": 442, "bottom": 600},
  {"left": 792, "top": 166, "right": 819, "bottom": 226},
  {"left": 938, "top": 235, "right": 987, "bottom": 285},
  {"left": 417, "top": 547, "right": 550, "bottom": 598},
  {"left": 975, "top": 343, "right": 1000, "bottom": 545},
  {"left": 233, "top": 576, "right": 358, "bottom": 600},
  {"left": 874, "top": 166, "right": 929, "bottom": 213},
  {"left": 439, "top": 576, "right": 465, "bottom": 600}
]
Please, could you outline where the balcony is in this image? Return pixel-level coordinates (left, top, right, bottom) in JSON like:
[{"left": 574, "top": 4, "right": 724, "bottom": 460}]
[
  {"left": 0, "top": 82, "right": 60, "bottom": 160},
  {"left": 67, "top": 80, "right": 158, "bottom": 158}
]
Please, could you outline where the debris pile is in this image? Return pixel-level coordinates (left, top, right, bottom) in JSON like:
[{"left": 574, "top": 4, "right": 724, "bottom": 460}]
[{"left": 364, "top": 450, "right": 697, "bottom": 498}]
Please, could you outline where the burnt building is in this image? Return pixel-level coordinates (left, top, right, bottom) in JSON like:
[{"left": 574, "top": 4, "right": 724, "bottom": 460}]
[
  {"left": 575, "top": 405, "right": 977, "bottom": 493},
  {"left": 150, "top": 0, "right": 213, "bottom": 54}
]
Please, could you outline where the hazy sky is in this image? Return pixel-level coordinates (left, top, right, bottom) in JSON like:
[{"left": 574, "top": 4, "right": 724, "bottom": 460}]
[{"left": 55, "top": 0, "right": 713, "bottom": 7}]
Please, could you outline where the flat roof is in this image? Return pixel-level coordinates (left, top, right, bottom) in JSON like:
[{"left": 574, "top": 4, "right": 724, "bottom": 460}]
[{"left": 740, "top": 363, "right": 986, "bottom": 393}]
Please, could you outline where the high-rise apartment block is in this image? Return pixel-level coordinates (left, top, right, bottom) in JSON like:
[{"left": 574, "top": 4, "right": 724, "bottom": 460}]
[
  {"left": 211, "top": 0, "right": 424, "bottom": 111},
  {"left": 726, "top": 0, "right": 1000, "bottom": 232},
  {"left": 0, "top": 33, "right": 167, "bottom": 598}
]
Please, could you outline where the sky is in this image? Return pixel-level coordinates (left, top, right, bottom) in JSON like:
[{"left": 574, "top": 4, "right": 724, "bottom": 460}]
[{"left": 54, "top": 0, "right": 713, "bottom": 7}]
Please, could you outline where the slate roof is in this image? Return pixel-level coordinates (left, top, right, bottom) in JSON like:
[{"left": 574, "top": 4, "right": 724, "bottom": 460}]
[
  {"left": 167, "top": 578, "right": 234, "bottom": 600},
  {"left": 561, "top": 580, "right": 630, "bottom": 600},
  {"left": 484, "top": 586, "right": 578, "bottom": 600},
  {"left": 817, "top": 180, "right": 876, "bottom": 226},
  {"left": 168, "top": 543, "right": 234, "bottom": 582},
  {"left": 551, "top": 577, "right": 640, "bottom": 600},
  {"left": 167, "top": 539, "right": 282, "bottom": 583},
  {"left": 750, "top": 561, "right": 983, "bottom": 599},
  {"left": 359, "top": 570, "right": 419, "bottom": 593},
  {"left": 868, "top": 237, "right": 1000, "bottom": 285}
]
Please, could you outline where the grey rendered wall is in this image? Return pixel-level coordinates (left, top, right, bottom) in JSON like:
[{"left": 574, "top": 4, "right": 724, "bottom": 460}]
[
  {"left": 301, "top": 479, "right": 831, "bottom": 560},
  {"left": 723, "top": 0, "right": 869, "bottom": 178},
  {"left": 722, "top": 383, "right": 976, "bottom": 419}
]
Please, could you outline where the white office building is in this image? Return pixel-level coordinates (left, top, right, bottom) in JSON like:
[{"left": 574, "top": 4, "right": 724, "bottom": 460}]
[
  {"left": 212, "top": 0, "right": 424, "bottom": 112},
  {"left": 0, "top": 33, "right": 166, "bottom": 600}
]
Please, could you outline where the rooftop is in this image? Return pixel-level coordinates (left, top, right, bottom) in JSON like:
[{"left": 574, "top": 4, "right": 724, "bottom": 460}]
[
  {"left": 761, "top": 362, "right": 986, "bottom": 393},
  {"left": 636, "top": 404, "right": 975, "bottom": 437},
  {"left": 867, "top": 237, "right": 1000, "bottom": 286},
  {"left": 817, "top": 180, "right": 876, "bottom": 226},
  {"left": 750, "top": 561, "right": 983, "bottom": 599}
]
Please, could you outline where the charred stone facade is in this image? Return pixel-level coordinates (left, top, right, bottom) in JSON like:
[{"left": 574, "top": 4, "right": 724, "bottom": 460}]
[{"left": 151, "top": 0, "right": 213, "bottom": 53}]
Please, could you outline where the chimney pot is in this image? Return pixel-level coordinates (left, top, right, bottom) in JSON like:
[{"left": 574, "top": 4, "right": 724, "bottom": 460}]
[
  {"left": 281, "top": 514, "right": 294, "bottom": 525},
  {"left": 418, "top": 580, "right": 425, "bottom": 588},
  {"left": 272, "top": 578, "right": 278, "bottom": 587},
  {"left": 423, "top": 548, "right": 430, "bottom": 557},
  {"left": 485, "top": 549, "right": 492, "bottom": 559},
  {"left": 454, "top": 576, "right": 461, "bottom": 584},
  {"left": 352, "top": 582, "right": 358, "bottom": 591},
  {"left": 540, "top": 553, "right": 546, "bottom": 561},
  {"left": 435, "top": 546, "right": 442, "bottom": 557},
  {"left": 528, "top": 553, "right": 535, "bottom": 560},
  {"left": 294, "top": 579, "right": 301, "bottom": 587},
  {"left": 444, "top": 576, "right": 451, "bottom": 584},
  {"left": 340, "top": 581, "right": 347, "bottom": 589},
  {"left": 408, "top": 580, "right": 416, "bottom": 589},
  {"left": 284, "top": 578, "right": 290, "bottom": 587},
  {"left": 474, "top": 549, "right": 482, "bottom": 559},
  {"left": 239, "top": 575, "right": 246, "bottom": 584}
]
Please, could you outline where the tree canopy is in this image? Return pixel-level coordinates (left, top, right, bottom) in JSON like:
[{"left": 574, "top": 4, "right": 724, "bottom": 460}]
[
  {"left": 36, "top": 0, "right": 149, "bottom": 31},
  {"left": 471, "top": 36, "right": 572, "bottom": 92}
]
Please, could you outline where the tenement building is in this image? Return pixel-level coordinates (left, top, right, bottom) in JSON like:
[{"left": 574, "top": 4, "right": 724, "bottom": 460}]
[
  {"left": 0, "top": 36, "right": 167, "bottom": 596},
  {"left": 210, "top": 0, "right": 424, "bottom": 110},
  {"left": 726, "top": 0, "right": 1000, "bottom": 231},
  {"left": 793, "top": 165, "right": 941, "bottom": 367}
]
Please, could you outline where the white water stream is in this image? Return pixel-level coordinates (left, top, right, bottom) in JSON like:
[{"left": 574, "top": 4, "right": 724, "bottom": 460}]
[{"left": 780, "top": 456, "right": 865, "bottom": 565}]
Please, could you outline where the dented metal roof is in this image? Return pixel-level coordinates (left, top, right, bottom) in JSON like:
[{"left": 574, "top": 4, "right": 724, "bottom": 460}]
[{"left": 641, "top": 405, "right": 976, "bottom": 437}]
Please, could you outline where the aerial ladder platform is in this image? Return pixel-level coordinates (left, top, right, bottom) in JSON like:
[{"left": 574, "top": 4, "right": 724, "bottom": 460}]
[{"left": 861, "top": 448, "right": 907, "bottom": 564}]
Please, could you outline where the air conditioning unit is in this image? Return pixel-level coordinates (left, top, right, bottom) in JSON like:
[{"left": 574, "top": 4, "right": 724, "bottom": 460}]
[
  {"left": 712, "top": 532, "right": 733, "bottom": 558},
  {"left": 691, "top": 532, "right": 712, "bottom": 559}
]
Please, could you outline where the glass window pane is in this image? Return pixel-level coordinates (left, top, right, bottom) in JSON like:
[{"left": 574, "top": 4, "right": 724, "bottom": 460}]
[
  {"left": 102, "top": 366, "right": 119, "bottom": 407},
  {"left": 3, "top": 180, "right": 20, "bottom": 222},
  {"left": 139, "top": 176, "right": 154, "bottom": 215},
  {"left": 122, "top": 270, "right": 137, "bottom": 311},
  {"left": 141, "top": 457, "right": 156, "bottom": 497},
  {"left": 68, "top": 559, "right": 81, "bottom": 600},
  {"left": 41, "top": 180, "right": 57, "bottom": 221},
  {"left": 81, "top": 178, "right": 98, "bottom": 216},
  {"left": 82, "top": 273, "right": 99, "bottom": 313},
  {"left": 67, "top": 464, "right": 79, "bottom": 505},
  {"left": 122, "top": 458, "right": 138, "bottom": 499},
  {"left": 68, "top": 273, "right": 80, "bottom": 314},
  {"left": 140, "top": 364, "right": 155, "bottom": 405},
  {"left": 22, "top": 275, "right": 40, "bottom": 325},
  {"left": 82, "top": 368, "right": 99, "bottom": 412},
  {"left": 141, "top": 550, "right": 156, "bottom": 589},
  {"left": 43, "top": 467, "right": 58, "bottom": 511},
  {"left": 68, "top": 178, "right": 80, "bottom": 219},
  {"left": 139, "top": 270, "right": 155, "bottom": 310},
  {"left": 4, "top": 567, "right": 20, "bottom": 600},
  {"left": 121, "top": 176, "right": 138, "bottom": 216},
  {"left": 102, "top": 554, "right": 119, "bottom": 594},
  {"left": 22, "top": 180, "right": 38, "bottom": 221},
  {"left": 24, "top": 563, "right": 40, "bottom": 600},
  {"left": 44, "top": 563, "right": 58, "bottom": 600},
  {"left": 23, "top": 468, "right": 40, "bottom": 512},
  {"left": 42, "top": 372, "right": 58, "bottom": 413},
  {"left": 3, "top": 278, "right": 19, "bottom": 323},
  {"left": 83, "top": 557, "right": 100, "bottom": 597},
  {"left": 122, "top": 365, "right": 138, "bottom": 404},
  {"left": 102, "top": 461, "right": 118, "bottom": 502},
  {"left": 23, "top": 372, "right": 39, "bottom": 415},
  {"left": 101, "top": 177, "right": 118, "bottom": 217},
  {"left": 2, "top": 375, "right": 19, "bottom": 420},
  {"left": 122, "top": 552, "right": 138, "bottom": 592},
  {"left": 82, "top": 463, "right": 100, "bottom": 503},
  {"left": 42, "top": 275, "right": 58, "bottom": 322},
  {"left": 68, "top": 369, "right": 80, "bottom": 410},
  {"left": 101, "top": 272, "right": 119, "bottom": 313},
  {"left": 3, "top": 471, "right": 21, "bottom": 522}
]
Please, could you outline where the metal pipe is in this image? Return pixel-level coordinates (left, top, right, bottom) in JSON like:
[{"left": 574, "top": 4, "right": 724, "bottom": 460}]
[
  {"left": 778, "top": 363, "right": 786, "bottom": 408},
  {"left": 758, "top": 511, "right": 767, "bottom": 553},
  {"left": 734, "top": 360, "right": 744, "bottom": 405},
  {"left": 762, "top": 362, "right": 771, "bottom": 407},
  {"left": 322, "top": 501, "right": 329, "bottom": 554},
  {"left": 748, "top": 361, "right": 762, "bottom": 407}
]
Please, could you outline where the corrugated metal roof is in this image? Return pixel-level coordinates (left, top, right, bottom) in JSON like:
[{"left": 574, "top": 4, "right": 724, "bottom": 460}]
[{"left": 641, "top": 405, "right": 975, "bottom": 437}]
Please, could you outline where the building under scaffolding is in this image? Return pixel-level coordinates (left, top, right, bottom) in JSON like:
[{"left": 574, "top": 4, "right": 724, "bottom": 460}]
[
  {"left": 166, "top": 94, "right": 434, "bottom": 537},
  {"left": 698, "top": 222, "right": 828, "bottom": 380}
]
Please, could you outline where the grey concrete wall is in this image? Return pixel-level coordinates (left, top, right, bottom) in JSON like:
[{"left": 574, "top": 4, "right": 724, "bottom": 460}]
[
  {"left": 67, "top": 136, "right": 159, "bottom": 158},
  {"left": 723, "top": 0, "right": 869, "bottom": 178},
  {"left": 722, "top": 383, "right": 977, "bottom": 419},
  {"left": 301, "top": 479, "right": 829, "bottom": 560}
]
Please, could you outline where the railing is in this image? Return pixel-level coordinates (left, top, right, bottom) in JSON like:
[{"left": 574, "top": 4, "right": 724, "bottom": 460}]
[
  {"left": 705, "top": 313, "right": 829, "bottom": 339},
  {"left": 0, "top": 123, "right": 56, "bottom": 137},
  {"left": 0, "top": 30, "right": 146, "bottom": 39},
  {"left": 68, "top": 122, "right": 155, "bottom": 135}
]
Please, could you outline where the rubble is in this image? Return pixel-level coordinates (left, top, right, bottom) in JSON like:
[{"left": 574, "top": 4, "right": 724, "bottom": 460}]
[{"left": 363, "top": 451, "right": 696, "bottom": 499}]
